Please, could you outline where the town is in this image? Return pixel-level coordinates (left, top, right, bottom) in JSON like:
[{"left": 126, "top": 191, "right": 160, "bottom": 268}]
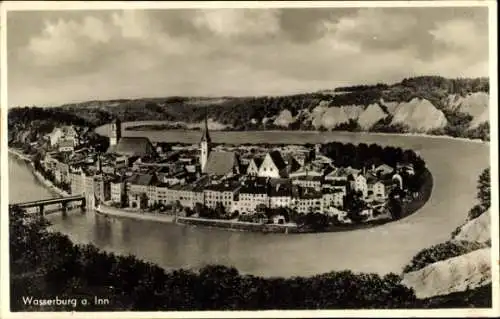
[{"left": 11, "top": 114, "right": 417, "bottom": 230}]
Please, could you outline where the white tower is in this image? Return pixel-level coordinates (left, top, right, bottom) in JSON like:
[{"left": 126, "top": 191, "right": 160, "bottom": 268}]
[
  {"left": 109, "top": 118, "right": 122, "bottom": 146},
  {"left": 200, "top": 109, "right": 211, "bottom": 173}
]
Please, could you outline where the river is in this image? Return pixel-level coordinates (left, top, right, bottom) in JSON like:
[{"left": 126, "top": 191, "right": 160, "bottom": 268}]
[{"left": 8, "top": 128, "right": 490, "bottom": 277}]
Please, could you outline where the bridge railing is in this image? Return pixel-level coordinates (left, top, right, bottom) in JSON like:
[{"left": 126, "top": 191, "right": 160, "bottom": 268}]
[{"left": 10, "top": 195, "right": 85, "bottom": 208}]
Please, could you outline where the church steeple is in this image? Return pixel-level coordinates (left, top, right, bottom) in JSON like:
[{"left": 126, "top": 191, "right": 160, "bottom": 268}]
[
  {"left": 200, "top": 107, "right": 211, "bottom": 172},
  {"left": 200, "top": 107, "right": 211, "bottom": 144},
  {"left": 109, "top": 117, "right": 122, "bottom": 147}
]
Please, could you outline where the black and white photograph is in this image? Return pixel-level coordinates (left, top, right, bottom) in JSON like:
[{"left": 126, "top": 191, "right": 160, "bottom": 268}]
[{"left": 1, "top": 1, "right": 498, "bottom": 317}]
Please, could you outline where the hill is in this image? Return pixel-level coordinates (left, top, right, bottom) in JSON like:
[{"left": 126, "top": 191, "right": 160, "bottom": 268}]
[
  {"left": 402, "top": 248, "right": 491, "bottom": 299},
  {"left": 8, "top": 76, "right": 490, "bottom": 141}
]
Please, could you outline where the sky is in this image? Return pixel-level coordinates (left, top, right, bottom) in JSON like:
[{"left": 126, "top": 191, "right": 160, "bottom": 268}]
[{"left": 6, "top": 5, "right": 490, "bottom": 107}]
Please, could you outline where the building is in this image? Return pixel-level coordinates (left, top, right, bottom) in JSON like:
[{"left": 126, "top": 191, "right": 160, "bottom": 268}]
[
  {"left": 109, "top": 136, "right": 156, "bottom": 158},
  {"left": 47, "top": 128, "right": 64, "bottom": 146},
  {"left": 58, "top": 139, "right": 75, "bottom": 153},
  {"left": 69, "top": 168, "right": 98, "bottom": 209},
  {"left": 162, "top": 172, "right": 188, "bottom": 185},
  {"left": 324, "top": 167, "right": 348, "bottom": 182},
  {"left": 127, "top": 173, "right": 158, "bottom": 209},
  {"left": 322, "top": 189, "right": 345, "bottom": 209},
  {"left": 154, "top": 183, "right": 169, "bottom": 205},
  {"left": 372, "top": 181, "right": 386, "bottom": 199},
  {"left": 374, "top": 164, "right": 395, "bottom": 177},
  {"left": 246, "top": 158, "right": 263, "bottom": 176},
  {"left": 294, "top": 187, "right": 323, "bottom": 214},
  {"left": 110, "top": 176, "right": 127, "bottom": 205},
  {"left": 62, "top": 125, "right": 78, "bottom": 140},
  {"left": 54, "top": 160, "right": 70, "bottom": 184},
  {"left": 46, "top": 126, "right": 78, "bottom": 147},
  {"left": 258, "top": 150, "right": 288, "bottom": 178},
  {"left": 203, "top": 151, "right": 241, "bottom": 176},
  {"left": 196, "top": 113, "right": 242, "bottom": 177},
  {"left": 199, "top": 110, "right": 211, "bottom": 172},
  {"left": 163, "top": 183, "right": 205, "bottom": 209},
  {"left": 94, "top": 174, "right": 111, "bottom": 204},
  {"left": 352, "top": 174, "right": 368, "bottom": 198},
  {"left": 291, "top": 175, "right": 323, "bottom": 190},
  {"left": 235, "top": 184, "right": 269, "bottom": 214},
  {"left": 204, "top": 182, "right": 241, "bottom": 212},
  {"left": 269, "top": 183, "right": 292, "bottom": 209},
  {"left": 109, "top": 118, "right": 122, "bottom": 147},
  {"left": 285, "top": 155, "right": 302, "bottom": 176},
  {"left": 70, "top": 171, "right": 85, "bottom": 196},
  {"left": 392, "top": 173, "right": 404, "bottom": 189}
]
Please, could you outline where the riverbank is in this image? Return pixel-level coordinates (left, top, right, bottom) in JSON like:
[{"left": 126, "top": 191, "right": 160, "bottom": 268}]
[
  {"left": 8, "top": 148, "right": 33, "bottom": 162},
  {"left": 176, "top": 216, "right": 299, "bottom": 234},
  {"left": 95, "top": 204, "right": 299, "bottom": 233},
  {"left": 96, "top": 204, "right": 176, "bottom": 223},
  {"left": 8, "top": 148, "right": 70, "bottom": 199}
]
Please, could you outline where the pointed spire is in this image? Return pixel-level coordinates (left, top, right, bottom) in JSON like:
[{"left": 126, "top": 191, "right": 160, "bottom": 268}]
[{"left": 201, "top": 107, "right": 211, "bottom": 143}]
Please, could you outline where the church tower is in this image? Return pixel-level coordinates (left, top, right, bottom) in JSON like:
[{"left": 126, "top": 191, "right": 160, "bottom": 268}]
[
  {"left": 109, "top": 118, "right": 122, "bottom": 146},
  {"left": 200, "top": 108, "right": 211, "bottom": 172}
]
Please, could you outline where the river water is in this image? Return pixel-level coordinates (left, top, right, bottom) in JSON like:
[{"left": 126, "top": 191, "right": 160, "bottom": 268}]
[{"left": 8, "top": 129, "right": 490, "bottom": 277}]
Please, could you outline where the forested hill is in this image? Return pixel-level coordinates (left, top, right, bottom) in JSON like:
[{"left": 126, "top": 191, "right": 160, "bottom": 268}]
[{"left": 8, "top": 76, "right": 490, "bottom": 141}]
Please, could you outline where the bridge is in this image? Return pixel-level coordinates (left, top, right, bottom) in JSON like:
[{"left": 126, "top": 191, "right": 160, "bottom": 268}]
[{"left": 9, "top": 195, "right": 86, "bottom": 216}]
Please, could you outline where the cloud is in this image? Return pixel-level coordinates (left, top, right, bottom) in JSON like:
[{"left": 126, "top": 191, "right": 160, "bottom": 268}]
[
  {"left": 7, "top": 7, "right": 490, "bottom": 107},
  {"left": 26, "top": 16, "right": 112, "bottom": 67},
  {"left": 430, "top": 19, "right": 488, "bottom": 57},
  {"left": 192, "top": 9, "right": 281, "bottom": 39}
]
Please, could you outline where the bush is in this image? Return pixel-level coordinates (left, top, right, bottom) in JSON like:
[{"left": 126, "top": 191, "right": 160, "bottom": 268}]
[
  {"left": 467, "top": 204, "right": 486, "bottom": 221},
  {"left": 403, "top": 240, "right": 488, "bottom": 273},
  {"left": 418, "top": 283, "right": 492, "bottom": 308}
]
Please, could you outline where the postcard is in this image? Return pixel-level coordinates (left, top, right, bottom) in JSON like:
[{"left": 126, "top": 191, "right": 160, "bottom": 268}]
[{"left": 1, "top": 1, "right": 498, "bottom": 318}]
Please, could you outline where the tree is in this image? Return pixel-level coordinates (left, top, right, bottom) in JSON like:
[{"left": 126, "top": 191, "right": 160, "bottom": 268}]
[
  {"left": 344, "top": 192, "right": 366, "bottom": 223},
  {"left": 387, "top": 188, "right": 404, "bottom": 220},
  {"left": 139, "top": 193, "right": 148, "bottom": 209},
  {"left": 403, "top": 240, "right": 488, "bottom": 273},
  {"left": 120, "top": 193, "right": 128, "bottom": 208},
  {"left": 214, "top": 202, "right": 226, "bottom": 219},
  {"left": 477, "top": 168, "right": 490, "bottom": 209},
  {"left": 194, "top": 202, "right": 204, "bottom": 216}
]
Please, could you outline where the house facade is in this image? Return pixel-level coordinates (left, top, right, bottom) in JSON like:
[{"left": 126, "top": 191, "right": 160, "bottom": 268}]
[{"left": 258, "top": 151, "right": 287, "bottom": 178}]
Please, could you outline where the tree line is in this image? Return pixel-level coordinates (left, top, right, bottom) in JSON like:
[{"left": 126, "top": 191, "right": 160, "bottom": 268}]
[
  {"left": 320, "top": 141, "right": 425, "bottom": 174},
  {"left": 8, "top": 76, "right": 489, "bottom": 139}
]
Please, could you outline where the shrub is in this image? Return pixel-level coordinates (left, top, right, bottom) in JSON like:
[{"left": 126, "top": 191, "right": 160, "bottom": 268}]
[
  {"left": 467, "top": 204, "right": 486, "bottom": 221},
  {"left": 417, "top": 283, "right": 492, "bottom": 308},
  {"left": 403, "top": 240, "right": 488, "bottom": 273}
]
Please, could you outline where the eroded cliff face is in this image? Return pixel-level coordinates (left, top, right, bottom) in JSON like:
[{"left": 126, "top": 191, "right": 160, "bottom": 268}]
[
  {"left": 447, "top": 92, "right": 489, "bottom": 119},
  {"left": 273, "top": 109, "right": 295, "bottom": 127},
  {"left": 390, "top": 98, "right": 448, "bottom": 132},
  {"left": 304, "top": 104, "right": 363, "bottom": 130},
  {"left": 357, "top": 103, "right": 388, "bottom": 129},
  {"left": 402, "top": 210, "right": 491, "bottom": 300},
  {"left": 453, "top": 210, "right": 491, "bottom": 243},
  {"left": 469, "top": 108, "right": 489, "bottom": 129},
  {"left": 401, "top": 248, "right": 491, "bottom": 299},
  {"left": 227, "top": 91, "right": 489, "bottom": 135}
]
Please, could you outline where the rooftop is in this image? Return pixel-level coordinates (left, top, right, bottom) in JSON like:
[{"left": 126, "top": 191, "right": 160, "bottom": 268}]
[
  {"left": 204, "top": 151, "right": 240, "bottom": 176},
  {"left": 205, "top": 182, "right": 241, "bottom": 193},
  {"left": 268, "top": 150, "right": 287, "bottom": 171},
  {"left": 109, "top": 137, "right": 155, "bottom": 157}
]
